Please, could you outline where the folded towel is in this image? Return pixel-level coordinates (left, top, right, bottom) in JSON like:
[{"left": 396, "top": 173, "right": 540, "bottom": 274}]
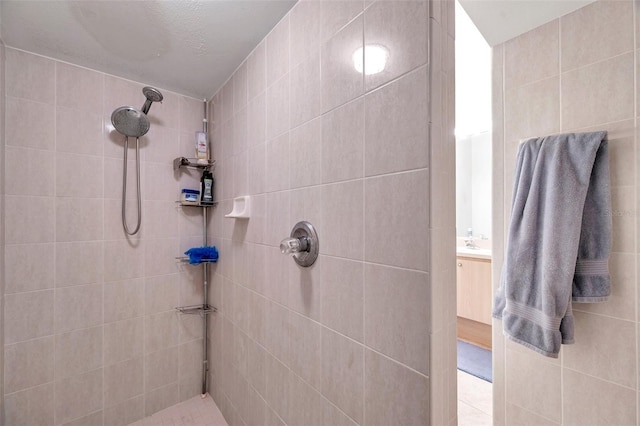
[
  {"left": 493, "top": 131, "right": 611, "bottom": 358},
  {"left": 184, "top": 246, "right": 219, "bottom": 264}
]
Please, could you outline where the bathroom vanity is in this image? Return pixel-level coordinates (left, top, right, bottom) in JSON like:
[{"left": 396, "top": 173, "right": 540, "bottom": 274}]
[{"left": 456, "top": 248, "right": 492, "bottom": 349}]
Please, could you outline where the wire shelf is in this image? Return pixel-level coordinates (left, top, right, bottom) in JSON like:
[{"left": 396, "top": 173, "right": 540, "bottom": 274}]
[
  {"left": 173, "top": 157, "right": 216, "bottom": 171},
  {"left": 176, "top": 304, "right": 217, "bottom": 316},
  {"left": 175, "top": 256, "right": 218, "bottom": 264}
]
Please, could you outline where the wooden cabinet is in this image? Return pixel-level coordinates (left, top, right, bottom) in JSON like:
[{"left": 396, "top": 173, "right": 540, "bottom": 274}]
[{"left": 456, "top": 256, "right": 492, "bottom": 325}]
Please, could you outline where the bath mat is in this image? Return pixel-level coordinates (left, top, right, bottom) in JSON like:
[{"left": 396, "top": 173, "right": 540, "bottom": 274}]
[{"left": 457, "top": 340, "right": 492, "bottom": 382}]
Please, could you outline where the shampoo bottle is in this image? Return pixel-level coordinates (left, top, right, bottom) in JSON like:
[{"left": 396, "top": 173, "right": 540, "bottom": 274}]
[{"left": 200, "top": 170, "right": 214, "bottom": 205}]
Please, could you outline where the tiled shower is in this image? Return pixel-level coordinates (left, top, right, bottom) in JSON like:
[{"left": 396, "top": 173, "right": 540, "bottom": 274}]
[{"left": 0, "top": 1, "right": 456, "bottom": 425}]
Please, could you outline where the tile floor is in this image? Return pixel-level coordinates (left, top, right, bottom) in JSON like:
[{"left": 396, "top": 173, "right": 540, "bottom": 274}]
[
  {"left": 128, "top": 394, "right": 228, "bottom": 426},
  {"left": 458, "top": 370, "right": 493, "bottom": 425}
]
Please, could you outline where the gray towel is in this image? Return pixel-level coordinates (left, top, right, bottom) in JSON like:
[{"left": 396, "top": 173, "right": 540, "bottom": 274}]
[{"left": 493, "top": 131, "right": 611, "bottom": 358}]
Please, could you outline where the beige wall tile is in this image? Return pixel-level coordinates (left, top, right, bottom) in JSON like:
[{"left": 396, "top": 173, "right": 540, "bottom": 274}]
[
  {"left": 55, "top": 326, "right": 103, "bottom": 380},
  {"left": 104, "top": 278, "right": 144, "bottom": 323},
  {"left": 321, "top": 256, "right": 364, "bottom": 342},
  {"left": 322, "top": 180, "right": 364, "bottom": 260},
  {"left": 364, "top": 349, "right": 429, "bottom": 426},
  {"left": 320, "top": 0, "right": 363, "bottom": 43},
  {"left": 321, "top": 328, "right": 364, "bottom": 423},
  {"left": 291, "top": 56, "right": 322, "bottom": 132},
  {"left": 364, "top": 263, "right": 429, "bottom": 374},
  {"left": 504, "top": 76, "right": 560, "bottom": 144},
  {"left": 5, "top": 196, "right": 55, "bottom": 244},
  {"left": 145, "top": 346, "right": 179, "bottom": 390},
  {"left": 233, "top": 62, "right": 248, "bottom": 114},
  {"left": 145, "top": 274, "right": 180, "bottom": 314},
  {"left": 55, "top": 198, "right": 103, "bottom": 242},
  {"left": 563, "top": 368, "right": 636, "bottom": 425},
  {"left": 321, "top": 97, "right": 364, "bottom": 183},
  {"left": 60, "top": 410, "right": 103, "bottom": 426},
  {"left": 6, "top": 48, "right": 55, "bottom": 103},
  {"left": 321, "top": 16, "right": 364, "bottom": 113},
  {"left": 56, "top": 241, "right": 104, "bottom": 288},
  {"left": 266, "top": 132, "right": 290, "bottom": 193},
  {"left": 290, "top": 1, "right": 321, "bottom": 67},
  {"left": 55, "top": 284, "right": 103, "bottom": 334},
  {"left": 266, "top": 16, "right": 290, "bottom": 87},
  {"left": 5, "top": 243, "right": 54, "bottom": 293},
  {"left": 5, "top": 146, "right": 55, "bottom": 196},
  {"left": 563, "top": 311, "right": 636, "bottom": 388},
  {"left": 145, "top": 311, "right": 179, "bottom": 354},
  {"left": 5, "top": 337, "right": 54, "bottom": 394},
  {"left": 289, "top": 311, "right": 322, "bottom": 390},
  {"left": 505, "top": 403, "right": 559, "bottom": 426},
  {"left": 104, "top": 396, "right": 144, "bottom": 426},
  {"left": 144, "top": 383, "right": 180, "bottom": 416},
  {"left": 6, "top": 97, "right": 55, "bottom": 150},
  {"left": 561, "top": 0, "right": 633, "bottom": 72},
  {"left": 4, "top": 383, "right": 55, "bottom": 426},
  {"left": 104, "top": 317, "right": 144, "bottom": 365},
  {"left": 56, "top": 62, "right": 103, "bottom": 113},
  {"left": 233, "top": 107, "right": 248, "bottom": 156},
  {"left": 104, "top": 357, "right": 144, "bottom": 407},
  {"left": 364, "top": 170, "right": 429, "bottom": 270},
  {"left": 248, "top": 41, "right": 266, "bottom": 102},
  {"left": 505, "top": 349, "right": 561, "bottom": 423},
  {"left": 290, "top": 117, "right": 322, "bottom": 189},
  {"left": 363, "top": 0, "right": 428, "bottom": 91},
  {"left": 265, "top": 354, "right": 291, "bottom": 422},
  {"left": 4, "top": 289, "right": 53, "bottom": 344},
  {"left": 562, "top": 52, "right": 634, "bottom": 130},
  {"left": 247, "top": 93, "right": 267, "bottom": 149},
  {"left": 610, "top": 185, "right": 636, "bottom": 253},
  {"left": 288, "top": 372, "right": 324, "bottom": 425},
  {"left": 504, "top": 20, "right": 559, "bottom": 89},
  {"left": 364, "top": 66, "right": 428, "bottom": 176},
  {"left": 54, "top": 368, "right": 103, "bottom": 425},
  {"left": 267, "top": 74, "right": 290, "bottom": 141}
]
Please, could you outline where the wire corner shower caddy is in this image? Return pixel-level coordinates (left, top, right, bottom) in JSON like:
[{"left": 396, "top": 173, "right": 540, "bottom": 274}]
[{"left": 173, "top": 99, "right": 218, "bottom": 397}]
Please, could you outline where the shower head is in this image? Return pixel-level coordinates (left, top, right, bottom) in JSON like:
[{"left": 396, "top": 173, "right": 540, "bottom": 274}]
[
  {"left": 111, "top": 106, "right": 150, "bottom": 138},
  {"left": 141, "top": 86, "right": 163, "bottom": 114}
]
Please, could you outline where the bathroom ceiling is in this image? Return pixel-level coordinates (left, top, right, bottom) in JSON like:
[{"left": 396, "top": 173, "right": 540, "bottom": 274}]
[
  {"left": 0, "top": 0, "right": 296, "bottom": 99},
  {"left": 458, "top": 0, "right": 596, "bottom": 46}
]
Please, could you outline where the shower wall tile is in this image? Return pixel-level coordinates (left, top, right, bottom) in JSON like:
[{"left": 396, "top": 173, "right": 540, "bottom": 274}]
[
  {"left": 56, "top": 62, "right": 103, "bottom": 114},
  {"left": 266, "top": 74, "right": 290, "bottom": 141},
  {"left": 54, "top": 326, "right": 103, "bottom": 379},
  {"left": 247, "top": 92, "right": 266, "bottom": 148},
  {"left": 320, "top": 0, "right": 363, "bottom": 44},
  {"left": 321, "top": 97, "right": 364, "bottom": 183},
  {"left": 504, "top": 20, "right": 559, "bottom": 90},
  {"left": 290, "top": 0, "right": 321, "bottom": 67},
  {"left": 560, "top": 0, "right": 633, "bottom": 72},
  {"left": 56, "top": 241, "right": 104, "bottom": 288},
  {"left": 288, "top": 373, "right": 323, "bottom": 426},
  {"left": 561, "top": 52, "right": 634, "bottom": 130},
  {"left": 504, "top": 76, "right": 560, "bottom": 143},
  {"left": 56, "top": 107, "right": 104, "bottom": 156},
  {"left": 104, "top": 278, "right": 144, "bottom": 323},
  {"left": 247, "top": 41, "right": 266, "bottom": 102},
  {"left": 54, "top": 283, "right": 103, "bottom": 334},
  {"left": 364, "top": 66, "right": 428, "bottom": 176},
  {"left": 6, "top": 48, "right": 55, "bottom": 103},
  {"left": 321, "top": 328, "right": 364, "bottom": 424},
  {"left": 61, "top": 410, "right": 103, "bottom": 426},
  {"left": 145, "top": 346, "right": 179, "bottom": 390},
  {"left": 562, "top": 369, "right": 636, "bottom": 425},
  {"left": 55, "top": 198, "right": 104, "bottom": 242},
  {"left": 4, "top": 289, "right": 54, "bottom": 344},
  {"left": 5, "top": 196, "right": 55, "bottom": 244},
  {"left": 56, "top": 153, "right": 103, "bottom": 197},
  {"left": 4, "top": 383, "right": 55, "bottom": 426},
  {"left": 5, "top": 97, "right": 55, "bottom": 150},
  {"left": 104, "top": 240, "right": 144, "bottom": 282},
  {"left": 104, "top": 396, "right": 144, "bottom": 426},
  {"left": 4, "top": 337, "right": 55, "bottom": 394},
  {"left": 321, "top": 180, "right": 364, "bottom": 260},
  {"left": 54, "top": 367, "right": 103, "bottom": 425},
  {"left": 144, "top": 383, "right": 180, "bottom": 417},
  {"left": 233, "top": 62, "right": 248, "bottom": 114},
  {"left": 266, "top": 15, "right": 290, "bottom": 88},
  {"left": 364, "top": 170, "right": 429, "bottom": 270},
  {"left": 4, "top": 243, "right": 54, "bottom": 293},
  {"left": 145, "top": 311, "right": 179, "bottom": 354},
  {"left": 364, "top": 264, "right": 429, "bottom": 375},
  {"left": 104, "top": 317, "right": 144, "bottom": 366},
  {"left": 321, "top": 16, "right": 363, "bottom": 113},
  {"left": 144, "top": 201, "right": 179, "bottom": 239},
  {"left": 234, "top": 107, "right": 248, "bottom": 156},
  {"left": 364, "top": 349, "right": 429, "bottom": 426},
  {"left": 5, "top": 146, "right": 55, "bottom": 196},
  {"left": 321, "top": 256, "right": 364, "bottom": 342},
  {"left": 104, "top": 357, "right": 144, "bottom": 408},
  {"left": 363, "top": 0, "right": 428, "bottom": 91},
  {"left": 290, "top": 117, "right": 322, "bottom": 188},
  {"left": 288, "top": 311, "right": 322, "bottom": 390},
  {"left": 290, "top": 52, "right": 322, "bottom": 128}
]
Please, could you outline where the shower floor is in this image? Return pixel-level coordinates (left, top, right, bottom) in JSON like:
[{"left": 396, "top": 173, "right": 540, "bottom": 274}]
[{"left": 128, "top": 394, "right": 227, "bottom": 426}]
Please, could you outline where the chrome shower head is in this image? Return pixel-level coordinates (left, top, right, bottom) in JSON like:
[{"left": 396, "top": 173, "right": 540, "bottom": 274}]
[
  {"left": 111, "top": 106, "right": 150, "bottom": 138},
  {"left": 141, "top": 86, "right": 163, "bottom": 114}
]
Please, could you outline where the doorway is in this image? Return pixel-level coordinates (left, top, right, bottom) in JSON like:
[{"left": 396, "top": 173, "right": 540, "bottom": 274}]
[{"left": 454, "top": 2, "right": 493, "bottom": 424}]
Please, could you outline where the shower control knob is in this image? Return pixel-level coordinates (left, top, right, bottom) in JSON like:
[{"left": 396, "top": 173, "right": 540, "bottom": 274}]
[{"left": 280, "top": 221, "right": 319, "bottom": 267}]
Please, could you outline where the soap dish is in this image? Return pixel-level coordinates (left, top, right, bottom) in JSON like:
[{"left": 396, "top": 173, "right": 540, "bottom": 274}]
[{"left": 225, "top": 196, "right": 250, "bottom": 219}]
